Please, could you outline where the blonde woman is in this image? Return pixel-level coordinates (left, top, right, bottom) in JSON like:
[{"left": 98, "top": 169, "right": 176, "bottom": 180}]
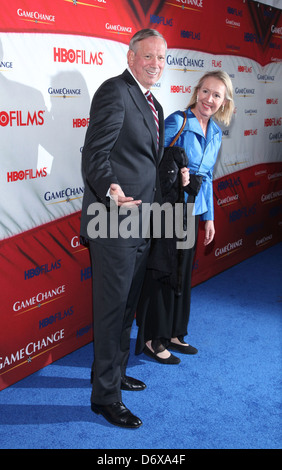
[{"left": 136, "top": 71, "right": 234, "bottom": 364}]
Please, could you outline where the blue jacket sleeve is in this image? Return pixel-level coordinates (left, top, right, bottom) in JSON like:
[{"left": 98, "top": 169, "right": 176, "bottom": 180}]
[{"left": 164, "top": 111, "right": 185, "bottom": 147}]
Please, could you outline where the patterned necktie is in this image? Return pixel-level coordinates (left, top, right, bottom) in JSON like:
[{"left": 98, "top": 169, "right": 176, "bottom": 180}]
[{"left": 145, "top": 90, "right": 159, "bottom": 149}]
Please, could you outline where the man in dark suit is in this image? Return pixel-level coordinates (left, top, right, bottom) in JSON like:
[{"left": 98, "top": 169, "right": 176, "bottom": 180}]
[{"left": 80, "top": 29, "right": 167, "bottom": 428}]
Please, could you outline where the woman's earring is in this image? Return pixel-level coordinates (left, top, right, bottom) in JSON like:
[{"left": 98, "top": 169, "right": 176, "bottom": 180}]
[
  {"left": 196, "top": 95, "right": 198, "bottom": 103},
  {"left": 221, "top": 104, "right": 225, "bottom": 113}
]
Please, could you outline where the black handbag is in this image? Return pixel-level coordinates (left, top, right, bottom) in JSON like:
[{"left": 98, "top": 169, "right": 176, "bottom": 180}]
[
  {"left": 163, "top": 111, "right": 203, "bottom": 198},
  {"left": 159, "top": 112, "right": 188, "bottom": 204},
  {"left": 149, "top": 113, "right": 191, "bottom": 295}
]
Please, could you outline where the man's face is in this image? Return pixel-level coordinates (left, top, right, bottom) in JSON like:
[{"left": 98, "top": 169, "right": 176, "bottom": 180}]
[{"left": 127, "top": 36, "right": 166, "bottom": 89}]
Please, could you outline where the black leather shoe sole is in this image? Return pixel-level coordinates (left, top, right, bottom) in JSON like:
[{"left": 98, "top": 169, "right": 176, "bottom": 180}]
[
  {"left": 91, "top": 401, "right": 142, "bottom": 429},
  {"left": 143, "top": 345, "right": 180, "bottom": 364}
]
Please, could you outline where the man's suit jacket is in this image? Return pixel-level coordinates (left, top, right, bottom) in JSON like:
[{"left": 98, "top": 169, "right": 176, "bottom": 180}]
[{"left": 80, "top": 69, "right": 164, "bottom": 245}]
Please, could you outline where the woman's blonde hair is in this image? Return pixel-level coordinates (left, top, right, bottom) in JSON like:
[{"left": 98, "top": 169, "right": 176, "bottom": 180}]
[{"left": 187, "top": 70, "right": 234, "bottom": 126}]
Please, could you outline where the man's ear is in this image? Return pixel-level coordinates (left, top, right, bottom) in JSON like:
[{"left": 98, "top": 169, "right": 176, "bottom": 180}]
[{"left": 127, "top": 49, "right": 135, "bottom": 67}]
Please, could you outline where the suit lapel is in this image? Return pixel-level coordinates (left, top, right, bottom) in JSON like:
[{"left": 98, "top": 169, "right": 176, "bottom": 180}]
[{"left": 122, "top": 70, "right": 159, "bottom": 158}]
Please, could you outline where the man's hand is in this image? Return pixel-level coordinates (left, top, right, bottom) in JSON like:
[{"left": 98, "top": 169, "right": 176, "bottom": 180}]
[{"left": 110, "top": 184, "right": 142, "bottom": 207}]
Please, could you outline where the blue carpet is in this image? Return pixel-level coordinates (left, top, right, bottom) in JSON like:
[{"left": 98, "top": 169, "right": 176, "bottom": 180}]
[{"left": 0, "top": 243, "right": 281, "bottom": 450}]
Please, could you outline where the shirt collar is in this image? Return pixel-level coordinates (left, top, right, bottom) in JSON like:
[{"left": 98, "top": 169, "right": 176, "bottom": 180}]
[{"left": 127, "top": 67, "right": 148, "bottom": 95}]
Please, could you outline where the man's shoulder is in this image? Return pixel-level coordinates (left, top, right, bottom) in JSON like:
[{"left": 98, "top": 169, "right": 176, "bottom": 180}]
[
  {"left": 103, "top": 69, "right": 133, "bottom": 86},
  {"left": 95, "top": 70, "right": 134, "bottom": 96}
]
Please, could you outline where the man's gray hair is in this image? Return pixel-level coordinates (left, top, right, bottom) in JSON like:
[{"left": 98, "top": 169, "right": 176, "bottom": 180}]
[{"left": 129, "top": 29, "right": 167, "bottom": 53}]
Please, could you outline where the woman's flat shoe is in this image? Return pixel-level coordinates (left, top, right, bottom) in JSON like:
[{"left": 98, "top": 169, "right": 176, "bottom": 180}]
[
  {"left": 168, "top": 341, "right": 198, "bottom": 355},
  {"left": 143, "top": 345, "right": 180, "bottom": 364}
]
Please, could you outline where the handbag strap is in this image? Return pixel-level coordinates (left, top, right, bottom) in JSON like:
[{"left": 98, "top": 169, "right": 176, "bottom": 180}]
[{"left": 169, "top": 111, "right": 187, "bottom": 147}]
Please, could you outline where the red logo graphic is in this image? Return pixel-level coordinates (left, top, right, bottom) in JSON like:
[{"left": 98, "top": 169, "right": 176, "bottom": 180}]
[
  {"left": 54, "top": 48, "right": 103, "bottom": 65},
  {"left": 7, "top": 168, "right": 48, "bottom": 182},
  {"left": 0, "top": 110, "right": 45, "bottom": 127}
]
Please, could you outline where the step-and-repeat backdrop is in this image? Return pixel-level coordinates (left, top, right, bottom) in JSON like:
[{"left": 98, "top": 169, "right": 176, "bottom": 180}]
[{"left": 1, "top": 0, "right": 281, "bottom": 390}]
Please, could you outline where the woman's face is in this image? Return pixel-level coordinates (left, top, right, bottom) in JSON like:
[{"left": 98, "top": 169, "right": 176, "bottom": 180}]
[{"left": 195, "top": 77, "right": 227, "bottom": 121}]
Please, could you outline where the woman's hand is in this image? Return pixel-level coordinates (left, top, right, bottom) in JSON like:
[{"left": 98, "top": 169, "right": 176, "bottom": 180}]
[
  {"left": 204, "top": 220, "right": 215, "bottom": 246},
  {"left": 181, "top": 167, "right": 190, "bottom": 187}
]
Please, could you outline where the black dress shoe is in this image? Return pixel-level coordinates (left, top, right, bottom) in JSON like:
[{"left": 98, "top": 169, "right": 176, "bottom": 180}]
[
  {"left": 91, "top": 401, "right": 142, "bottom": 428},
  {"left": 90, "top": 372, "right": 146, "bottom": 391},
  {"left": 121, "top": 375, "right": 146, "bottom": 391},
  {"left": 143, "top": 345, "right": 180, "bottom": 364},
  {"left": 168, "top": 341, "right": 198, "bottom": 355}
]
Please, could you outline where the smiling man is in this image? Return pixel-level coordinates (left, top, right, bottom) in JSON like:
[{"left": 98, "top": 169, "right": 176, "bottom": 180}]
[
  {"left": 127, "top": 31, "right": 166, "bottom": 89},
  {"left": 80, "top": 29, "right": 167, "bottom": 428}
]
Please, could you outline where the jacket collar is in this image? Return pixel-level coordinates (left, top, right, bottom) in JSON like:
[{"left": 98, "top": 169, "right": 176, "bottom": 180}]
[
  {"left": 126, "top": 67, "right": 148, "bottom": 94},
  {"left": 185, "top": 107, "right": 220, "bottom": 143},
  {"left": 122, "top": 69, "right": 162, "bottom": 160}
]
